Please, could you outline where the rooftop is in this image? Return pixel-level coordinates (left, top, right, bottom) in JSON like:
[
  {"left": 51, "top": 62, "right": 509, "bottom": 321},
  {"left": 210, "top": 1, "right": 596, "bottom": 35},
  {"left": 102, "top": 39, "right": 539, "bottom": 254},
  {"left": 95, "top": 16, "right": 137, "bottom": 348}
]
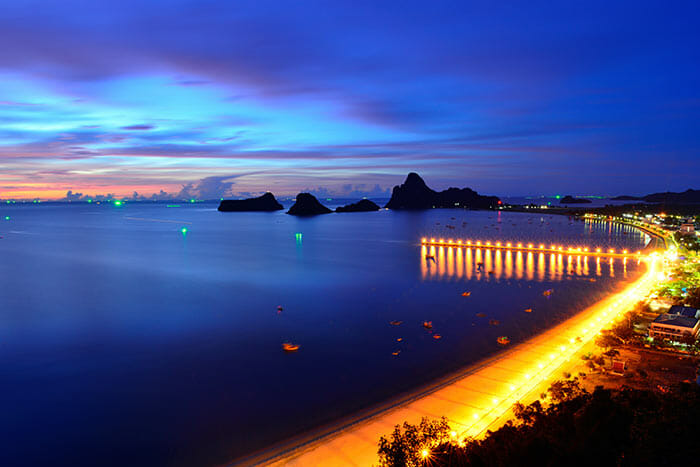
[
  {"left": 668, "top": 305, "right": 700, "bottom": 319},
  {"left": 652, "top": 314, "right": 699, "bottom": 329}
]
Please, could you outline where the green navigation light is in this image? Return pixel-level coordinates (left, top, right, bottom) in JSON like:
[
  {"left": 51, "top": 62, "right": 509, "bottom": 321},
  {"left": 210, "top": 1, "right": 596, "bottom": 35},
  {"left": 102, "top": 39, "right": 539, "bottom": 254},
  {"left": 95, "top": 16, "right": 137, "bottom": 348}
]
[
  {"left": 114, "top": 200, "right": 123, "bottom": 206},
  {"left": 190, "top": 199, "right": 195, "bottom": 203},
  {"left": 554, "top": 195, "right": 561, "bottom": 199},
  {"left": 181, "top": 227, "right": 188, "bottom": 235},
  {"left": 295, "top": 232, "right": 302, "bottom": 245},
  {"left": 4, "top": 216, "right": 9, "bottom": 220},
  {"left": 87, "top": 199, "right": 92, "bottom": 203}
]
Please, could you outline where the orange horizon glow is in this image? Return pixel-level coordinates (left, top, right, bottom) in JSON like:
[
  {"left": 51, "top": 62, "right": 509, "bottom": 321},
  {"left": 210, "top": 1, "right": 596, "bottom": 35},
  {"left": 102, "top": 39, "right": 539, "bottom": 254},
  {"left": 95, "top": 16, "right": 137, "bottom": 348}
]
[{"left": 0, "top": 184, "right": 189, "bottom": 200}]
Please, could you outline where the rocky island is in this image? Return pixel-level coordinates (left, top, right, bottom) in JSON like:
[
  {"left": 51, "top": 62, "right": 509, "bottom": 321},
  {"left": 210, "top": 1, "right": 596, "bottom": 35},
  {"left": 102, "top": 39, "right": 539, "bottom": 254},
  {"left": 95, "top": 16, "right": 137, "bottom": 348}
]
[
  {"left": 611, "top": 189, "right": 700, "bottom": 204},
  {"left": 560, "top": 195, "right": 592, "bottom": 204},
  {"left": 336, "top": 199, "right": 381, "bottom": 213},
  {"left": 218, "top": 192, "right": 283, "bottom": 212},
  {"left": 287, "top": 193, "right": 332, "bottom": 216},
  {"left": 384, "top": 172, "right": 500, "bottom": 210}
]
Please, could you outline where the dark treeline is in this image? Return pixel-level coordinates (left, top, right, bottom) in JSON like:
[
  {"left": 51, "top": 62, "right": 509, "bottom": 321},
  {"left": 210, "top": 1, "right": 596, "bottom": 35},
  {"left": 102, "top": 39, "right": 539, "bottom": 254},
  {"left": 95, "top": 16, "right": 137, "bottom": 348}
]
[{"left": 378, "top": 379, "right": 700, "bottom": 466}]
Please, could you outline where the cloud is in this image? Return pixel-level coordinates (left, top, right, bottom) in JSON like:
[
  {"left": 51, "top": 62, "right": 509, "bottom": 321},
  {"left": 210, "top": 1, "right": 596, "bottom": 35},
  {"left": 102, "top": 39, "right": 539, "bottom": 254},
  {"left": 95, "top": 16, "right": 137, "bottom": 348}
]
[
  {"left": 120, "top": 124, "right": 156, "bottom": 131},
  {"left": 176, "top": 172, "right": 261, "bottom": 200},
  {"left": 63, "top": 190, "right": 84, "bottom": 201}
]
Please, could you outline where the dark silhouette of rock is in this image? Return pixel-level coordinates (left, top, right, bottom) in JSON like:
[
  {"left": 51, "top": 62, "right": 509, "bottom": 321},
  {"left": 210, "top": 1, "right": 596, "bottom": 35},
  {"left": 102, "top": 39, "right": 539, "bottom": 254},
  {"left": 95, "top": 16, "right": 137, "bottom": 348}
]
[
  {"left": 218, "top": 192, "right": 283, "bottom": 212},
  {"left": 336, "top": 199, "right": 381, "bottom": 213},
  {"left": 560, "top": 195, "right": 591, "bottom": 204},
  {"left": 287, "top": 193, "right": 332, "bottom": 216},
  {"left": 385, "top": 172, "right": 500, "bottom": 210},
  {"left": 642, "top": 189, "right": 700, "bottom": 204}
]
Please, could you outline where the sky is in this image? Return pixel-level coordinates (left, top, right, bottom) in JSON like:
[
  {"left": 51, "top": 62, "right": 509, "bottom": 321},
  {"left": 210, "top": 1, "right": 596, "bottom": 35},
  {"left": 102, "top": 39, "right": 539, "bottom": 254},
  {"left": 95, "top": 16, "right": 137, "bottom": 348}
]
[{"left": 0, "top": 0, "right": 699, "bottom": 200}]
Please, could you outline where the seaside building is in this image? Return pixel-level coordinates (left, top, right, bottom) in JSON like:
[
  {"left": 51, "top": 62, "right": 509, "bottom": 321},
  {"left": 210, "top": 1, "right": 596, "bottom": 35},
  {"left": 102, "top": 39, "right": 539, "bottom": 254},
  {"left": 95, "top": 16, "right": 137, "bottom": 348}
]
[
  {"left": 649, "top": 306, "right": 700, "bottom": 341},
  {"left": 679, "top": 221, "right": 695, "bottom": 234}
]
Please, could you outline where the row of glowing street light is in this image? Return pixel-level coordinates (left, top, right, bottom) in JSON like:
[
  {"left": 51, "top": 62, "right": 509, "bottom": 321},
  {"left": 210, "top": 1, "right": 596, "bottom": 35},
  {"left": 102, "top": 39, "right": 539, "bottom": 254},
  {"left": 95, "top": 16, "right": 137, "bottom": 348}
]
[
  {"left": 421, "top": 237, "right": 639, "bottom": 257},
  {"left": 419, "top": 251, "right": 662, "bottom": 459}
]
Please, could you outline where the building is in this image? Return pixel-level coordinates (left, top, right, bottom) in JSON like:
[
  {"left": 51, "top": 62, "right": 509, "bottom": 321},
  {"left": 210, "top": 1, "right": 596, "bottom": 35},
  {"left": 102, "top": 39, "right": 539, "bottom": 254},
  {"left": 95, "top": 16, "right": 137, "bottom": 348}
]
[
  {"left": 649, "top": 306, "right": 700, "bottom": 341},
  {"left": 679, "top": 221, "right": 695, "bottom": 234}
]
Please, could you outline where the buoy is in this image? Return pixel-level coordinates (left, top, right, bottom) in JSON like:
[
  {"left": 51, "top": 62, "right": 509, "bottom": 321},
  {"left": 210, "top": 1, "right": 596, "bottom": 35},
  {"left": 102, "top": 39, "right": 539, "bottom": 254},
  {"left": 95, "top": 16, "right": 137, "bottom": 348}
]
[
  {"left": 433, "top": 334, "right": 442, "bottom": 339},
  {"left": 396, "top": 337, "right": 403, "bottom": 342},
  {"left": 276, "top": 305, "right": 283, "bottom": 313},
  {"left": 476, "top": 312, "right": 486, "bottom": 318},
  {"left": 524, "top": 308, "right": 532, "bottom": 313},
  {"left": 282, "top": 342, "right": 299, "bottom": 353},
  {"left": 497, "top": 336, "right": 510, "bottom": 345},
  {"left": 423, "top": 321, "right": 433, "bottom": 329},
  {"left": 462, "top": 291, "right": 471, "bottom": 297},
  {"left": 390, "top": 320, "right": 403, "bottom": 326},
  {"left": 392, "top": 350, "right": 401, "bottom": 356},
  {"left": 489, "top": 319, "right": 500, "bottom": 326}
]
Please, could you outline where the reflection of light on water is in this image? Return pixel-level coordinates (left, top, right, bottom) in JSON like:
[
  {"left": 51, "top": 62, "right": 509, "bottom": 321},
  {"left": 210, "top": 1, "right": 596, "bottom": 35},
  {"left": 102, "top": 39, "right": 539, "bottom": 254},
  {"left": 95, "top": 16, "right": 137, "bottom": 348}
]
[
  {"left": 420, "top": 246, "right": 634, "bottom": 282},
  {"left": 485, "top": 250, "right": 493, "bottom": 280},
  {"left": 438, "top": 246, "right": 446, "bottom": 278},
  {"left": 526, "top": 252, "right": 534, "bottom": 281},
  {"left": 576, "top": 255, "right": 582, "bottom": 276},
  {"left": 548, "top": 253, "right": 556, "bottom": 281},
  {"left": 447, "top": 247, "right": 454, "bottom": 278},
  {"left": 505, "top": 249, "right": 513, "bottom": 279},
  {"left": 466, "top": 248, "right": 473, "bottom": 279},
  {"left": 515, "top": 251, "right": 523, "bottom": 279},
  {"left": 609, "top": 257, "right": 614, "bottom": 277},
  {"left": 494, "top": 250, "right": 502, "bottom": 280},
  {"left": 557, "top": 254, "right": 564, "bottom": 280},
  {"left": 456, "top": 247, "right": 463, "bottom": 279}
]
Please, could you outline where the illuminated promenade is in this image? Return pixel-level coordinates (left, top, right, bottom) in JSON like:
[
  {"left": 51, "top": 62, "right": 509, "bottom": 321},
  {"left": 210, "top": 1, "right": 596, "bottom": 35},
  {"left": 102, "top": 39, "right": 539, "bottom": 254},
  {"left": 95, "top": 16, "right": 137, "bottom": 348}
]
[
  {"left": 247, "top": 249, "right": 662, "bottom": 467},
  {"left": 421, "top": 237, "right": 642, "bottom": 258},
  {"left": 420, "top": 244, "right": 636, "bottom": 282}
]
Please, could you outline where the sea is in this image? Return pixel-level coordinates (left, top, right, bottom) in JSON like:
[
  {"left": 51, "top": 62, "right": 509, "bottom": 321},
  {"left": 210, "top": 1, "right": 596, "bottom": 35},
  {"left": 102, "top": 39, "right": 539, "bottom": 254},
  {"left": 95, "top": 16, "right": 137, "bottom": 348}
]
[{"left": 0, "top": 201, "right": 649, "bottom": 466}]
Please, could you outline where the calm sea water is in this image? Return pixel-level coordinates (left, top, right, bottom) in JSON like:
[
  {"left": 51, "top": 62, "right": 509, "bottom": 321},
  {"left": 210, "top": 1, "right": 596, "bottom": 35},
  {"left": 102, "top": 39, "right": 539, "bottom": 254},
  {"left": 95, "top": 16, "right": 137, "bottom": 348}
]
[{"left": 0, "top": 203, "right": 648, "bottom": 466}]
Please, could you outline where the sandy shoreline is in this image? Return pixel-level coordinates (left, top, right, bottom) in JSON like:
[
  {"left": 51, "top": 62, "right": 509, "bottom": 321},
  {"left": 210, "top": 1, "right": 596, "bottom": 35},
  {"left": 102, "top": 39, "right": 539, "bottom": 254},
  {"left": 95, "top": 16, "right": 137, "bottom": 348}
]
[{"left": 230, "top": 223, "right": 663, "bottom": 466}]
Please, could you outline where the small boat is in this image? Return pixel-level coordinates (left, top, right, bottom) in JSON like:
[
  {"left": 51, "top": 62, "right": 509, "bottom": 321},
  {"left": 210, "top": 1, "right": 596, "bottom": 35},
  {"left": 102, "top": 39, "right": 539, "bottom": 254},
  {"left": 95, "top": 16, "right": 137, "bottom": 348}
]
[
  {"left": 276, "top": 305, "right": 283, "bottom": 313},
  {"left": 462, "top": 291, "right": 471, "bottom": 297},
  {"left": 422, "top": 321, "right": 433, "bottom": 329},
  {"left": 390, "top": 320, "right": 403, "bottom": 326},
  {"left": 425, "top": 255, "right": 436, "bottom": 262},
  {"left": 543, "top": 289, "right": 553, "bottom": 297},
  {"left": 432, "top": 334, "right": 442, "bottom": 339},
  {"left": 524, "top": 308, "right": 532, "bottom": 313},
  {"left": 497, "top": 336, "right": 510, "bottom": 345},
  {"left": 282, "top": 342, "right": 300, "bottom": 353},
  {"left": 489, "top": 319, "right": 500, "bottom": 326}
]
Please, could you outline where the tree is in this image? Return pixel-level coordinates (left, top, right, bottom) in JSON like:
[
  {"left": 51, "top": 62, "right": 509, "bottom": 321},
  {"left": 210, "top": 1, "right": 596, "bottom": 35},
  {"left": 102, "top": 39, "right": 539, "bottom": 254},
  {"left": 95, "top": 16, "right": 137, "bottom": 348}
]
[
  {"left": 377, "top": 417, "right": 451, "bottom": 467},
  {"left": 596, "top": 331, "right": 621, "bottom": 349},
  {"left": 685, "top": 287, "right": 700, "bottom": 308},
  {"left": 546, "top": 377, "right": 588, "bottom": 403}
]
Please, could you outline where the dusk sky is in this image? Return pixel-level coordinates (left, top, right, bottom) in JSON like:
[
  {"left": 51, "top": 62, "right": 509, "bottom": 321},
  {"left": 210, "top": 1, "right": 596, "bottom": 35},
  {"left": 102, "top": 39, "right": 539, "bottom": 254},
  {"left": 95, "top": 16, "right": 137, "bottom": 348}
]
[{"left": 1, "top": 0, "right": 699, "bottom": 200}]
